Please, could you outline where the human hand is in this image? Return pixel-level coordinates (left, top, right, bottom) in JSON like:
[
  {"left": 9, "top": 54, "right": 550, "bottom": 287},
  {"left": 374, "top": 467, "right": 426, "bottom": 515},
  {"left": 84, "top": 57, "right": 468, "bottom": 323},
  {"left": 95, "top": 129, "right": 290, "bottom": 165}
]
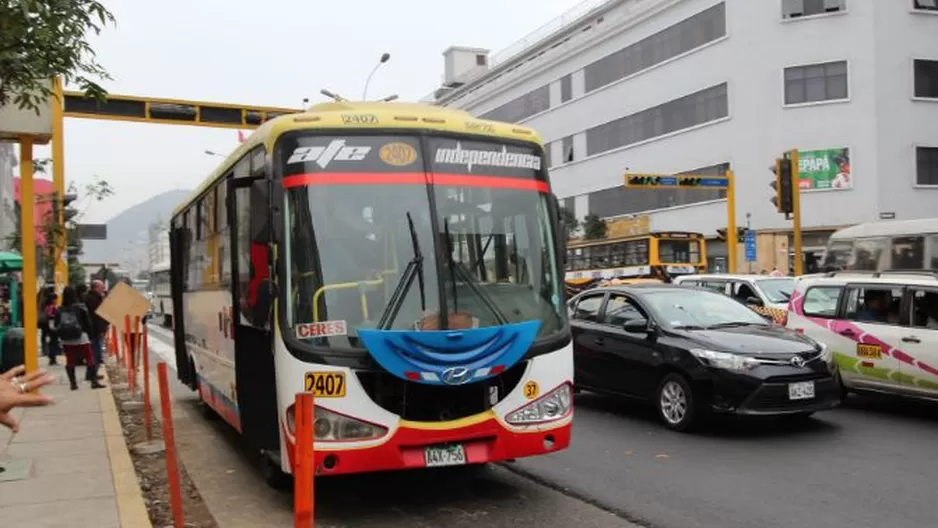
[{"left": 0, "top": 365, "right": 56, "bottom": 432}]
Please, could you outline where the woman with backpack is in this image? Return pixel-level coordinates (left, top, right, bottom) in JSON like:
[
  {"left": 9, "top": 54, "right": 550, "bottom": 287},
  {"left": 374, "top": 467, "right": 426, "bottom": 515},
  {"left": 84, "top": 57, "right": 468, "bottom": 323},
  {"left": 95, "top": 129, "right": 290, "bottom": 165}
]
[{"left": 51, "top": 286, "right": 104, "bottom": 390}]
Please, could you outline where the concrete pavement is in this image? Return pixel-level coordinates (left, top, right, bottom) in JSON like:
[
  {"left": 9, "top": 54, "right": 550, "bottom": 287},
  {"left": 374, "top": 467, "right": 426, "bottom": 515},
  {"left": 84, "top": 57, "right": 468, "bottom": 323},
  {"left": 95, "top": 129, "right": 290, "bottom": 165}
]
[{"left": 0, "top": 360, "right": 151, "bottom": 528}]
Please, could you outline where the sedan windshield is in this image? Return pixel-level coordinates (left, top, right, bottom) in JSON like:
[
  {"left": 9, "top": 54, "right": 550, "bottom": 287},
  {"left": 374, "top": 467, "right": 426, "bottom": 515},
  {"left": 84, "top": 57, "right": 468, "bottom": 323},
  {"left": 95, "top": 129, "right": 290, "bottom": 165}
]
[
  {"left": 643, "top": 290, "right": 769, "bottom": 329},
  {"left": 280, "top": 133, "right": 566, "bottom": 349},
  {"left": 757, "top": 278, "right": 794, "bottom": 304}
]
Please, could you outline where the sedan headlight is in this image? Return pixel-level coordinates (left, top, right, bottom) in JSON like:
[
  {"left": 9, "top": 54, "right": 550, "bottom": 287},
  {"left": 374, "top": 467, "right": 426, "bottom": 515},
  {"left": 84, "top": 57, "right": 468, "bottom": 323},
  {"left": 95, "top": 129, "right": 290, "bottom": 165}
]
[
  {"left": 817, "top": 342, "right": 832, "bottom": 364},
  {"left": 690, "top": 348, "right": 759, "bottom": 371}
]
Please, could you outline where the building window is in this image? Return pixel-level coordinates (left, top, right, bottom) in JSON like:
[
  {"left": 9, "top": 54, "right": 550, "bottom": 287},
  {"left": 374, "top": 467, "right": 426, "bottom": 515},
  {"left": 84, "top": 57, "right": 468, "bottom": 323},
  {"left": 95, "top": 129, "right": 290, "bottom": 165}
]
[
  {"left": 478, "top": 85, "right": 550, "bottom": 123},
  {"left": 560, "top": 74, "right": 573, "bottom": 103},
  {"left": 782, "top": 0, "right": 846, "bottom": 19},
  {"left": 586, "top": 83, "right": 728, "bottom": 157},
  {"left": 476, "top": 54, "right": 487, "bottom": 66},
  {"left": 784, "top": 60, "right": 848, "bottom": 105},
  {"left": 913, "top": 0, "right": 938, "bottom": 12},
  {"left": 562, "top": 197, "right": 575, "bottom": 215},
  {"left": 587, "top": 162, "right": 729, "bottom": 218},
  {"left": 561, "top": 136, "right": 574, "bottom": 163},
  {"left": 584, "top": 3, "right": 725, "bottom": 93},
  {"left": 914, "top": 59, "right": 938, "bottom": 98},
  {"left": 917, "top": 146, "right": 938, "bottom": 186}
]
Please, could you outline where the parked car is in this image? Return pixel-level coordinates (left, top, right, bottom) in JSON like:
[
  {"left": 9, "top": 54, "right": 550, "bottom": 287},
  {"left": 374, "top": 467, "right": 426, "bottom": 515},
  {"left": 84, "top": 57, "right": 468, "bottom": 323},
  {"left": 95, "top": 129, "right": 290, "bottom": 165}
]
[
  {"left": 568, "top": 284, "right": 840, "bottom": 431},
  {"left": 786, "top": 271, "right": 938, "bottom": 402},
  {"left": 672, "top": 274, "right": 795, "bottom": 324}
]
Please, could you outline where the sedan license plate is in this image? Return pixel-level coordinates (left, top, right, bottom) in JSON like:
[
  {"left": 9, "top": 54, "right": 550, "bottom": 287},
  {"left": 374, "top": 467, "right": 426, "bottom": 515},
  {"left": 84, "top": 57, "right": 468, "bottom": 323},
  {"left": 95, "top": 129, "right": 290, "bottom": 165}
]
[
  {"left": 424, "top": 444, "right": 466, "bottom": 468},
  {"left": 788, "top": 381, "right": 815, "bottom": 400}
]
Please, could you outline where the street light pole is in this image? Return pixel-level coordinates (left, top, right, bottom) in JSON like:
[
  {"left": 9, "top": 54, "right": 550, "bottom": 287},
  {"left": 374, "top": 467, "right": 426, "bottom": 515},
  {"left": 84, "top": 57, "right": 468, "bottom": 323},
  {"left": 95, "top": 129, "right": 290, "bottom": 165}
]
[{"left": 363, "top": 53, "right": 391, "bottom": 101}]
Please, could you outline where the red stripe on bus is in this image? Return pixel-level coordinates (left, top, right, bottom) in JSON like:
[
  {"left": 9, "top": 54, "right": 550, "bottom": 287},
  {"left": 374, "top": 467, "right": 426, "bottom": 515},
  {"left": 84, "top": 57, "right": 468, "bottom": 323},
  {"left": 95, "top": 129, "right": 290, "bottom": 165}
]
[{"left": 281, "top": 172, "right": 550, "bottom": 193}]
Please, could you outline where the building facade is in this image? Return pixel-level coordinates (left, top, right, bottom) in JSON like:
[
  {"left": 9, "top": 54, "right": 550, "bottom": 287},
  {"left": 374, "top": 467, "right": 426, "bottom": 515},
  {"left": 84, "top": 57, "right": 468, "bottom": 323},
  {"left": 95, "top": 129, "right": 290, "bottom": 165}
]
[
  {"left": 147, "top": 221, "right": 170, "bottom": 271},
  {"left": 0, "top": 142, "right": 16, "bottom": 249},
  {"left": 428, "top": 0, "right": 938, "bottom": 271}
]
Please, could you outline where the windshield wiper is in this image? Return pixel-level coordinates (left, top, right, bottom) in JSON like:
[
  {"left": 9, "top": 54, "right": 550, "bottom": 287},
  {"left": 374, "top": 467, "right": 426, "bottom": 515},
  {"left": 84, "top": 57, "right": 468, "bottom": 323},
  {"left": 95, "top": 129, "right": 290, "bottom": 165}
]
[
  {"left": 705, "top": 321, "right": 761, "bottom": 329},
  {"left": 441, "top": 218, "right": 508, "bottom": 326},
  {"left": 377, "top": 212, "right": 426, "bottom": 330}
]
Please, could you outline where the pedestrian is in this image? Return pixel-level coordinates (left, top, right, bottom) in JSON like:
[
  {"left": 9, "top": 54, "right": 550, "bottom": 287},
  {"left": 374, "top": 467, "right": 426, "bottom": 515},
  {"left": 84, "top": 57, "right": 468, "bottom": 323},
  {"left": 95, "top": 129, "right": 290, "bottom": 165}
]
[
  {"left": 51, "top": 285, "right": 104, "bottom": 390},
  {"left": 39, "top": 293, "right": 61, "bottom": 366},
  {"left": 83, "top": 279, "right": 109, "bottom": 381},
  {"left": 769, "top": 266, "right": 784, "bottom": 277}
]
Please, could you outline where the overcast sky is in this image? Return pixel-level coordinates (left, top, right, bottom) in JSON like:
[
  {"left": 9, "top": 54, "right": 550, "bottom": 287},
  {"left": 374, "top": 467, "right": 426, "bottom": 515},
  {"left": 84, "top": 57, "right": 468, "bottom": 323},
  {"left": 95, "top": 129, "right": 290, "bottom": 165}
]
[{"left": 27, "top": 0, "right": 587, "bottom": 223}]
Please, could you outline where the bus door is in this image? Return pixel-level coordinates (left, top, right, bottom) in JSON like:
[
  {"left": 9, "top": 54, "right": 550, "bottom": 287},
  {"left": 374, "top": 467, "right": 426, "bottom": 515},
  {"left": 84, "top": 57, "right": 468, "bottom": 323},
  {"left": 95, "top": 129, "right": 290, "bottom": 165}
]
[
  {"left": 228, "top": 174, "right": 279, "bottom": 452},
  {"left": 169, "top": 219, "right": 193, "bottom": 388}
]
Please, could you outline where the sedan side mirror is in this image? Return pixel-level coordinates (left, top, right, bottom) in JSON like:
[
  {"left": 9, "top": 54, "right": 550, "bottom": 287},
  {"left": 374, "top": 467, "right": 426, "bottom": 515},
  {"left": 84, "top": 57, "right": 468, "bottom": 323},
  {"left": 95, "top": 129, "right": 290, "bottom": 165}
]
[
  {"left": 622, "top": 319, "right": 649, "bottom": 333},
  {"left": 745, "top": 296, "right": 763, "bottom": 307}
]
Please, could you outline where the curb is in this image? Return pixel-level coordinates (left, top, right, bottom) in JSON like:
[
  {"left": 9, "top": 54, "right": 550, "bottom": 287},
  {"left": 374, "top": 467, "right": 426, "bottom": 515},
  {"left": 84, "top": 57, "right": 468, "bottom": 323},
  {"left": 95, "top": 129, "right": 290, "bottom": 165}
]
[{"left": 100, "top": 384, "right": 153, "bottom": 528}]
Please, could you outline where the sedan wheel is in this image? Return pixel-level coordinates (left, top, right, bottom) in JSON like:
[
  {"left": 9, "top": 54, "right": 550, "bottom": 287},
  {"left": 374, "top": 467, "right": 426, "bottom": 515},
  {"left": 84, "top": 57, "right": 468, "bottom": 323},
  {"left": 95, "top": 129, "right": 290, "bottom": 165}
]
[{"left": 656, "top": 373, "right": 698, "bottom": 432}]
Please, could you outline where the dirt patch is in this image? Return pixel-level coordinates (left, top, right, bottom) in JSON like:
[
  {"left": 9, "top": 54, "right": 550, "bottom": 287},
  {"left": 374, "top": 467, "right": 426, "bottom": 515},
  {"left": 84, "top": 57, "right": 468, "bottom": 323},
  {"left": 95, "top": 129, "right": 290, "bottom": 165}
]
[{"left": 106, "top": 361, "right": 218, "bottom": 528}]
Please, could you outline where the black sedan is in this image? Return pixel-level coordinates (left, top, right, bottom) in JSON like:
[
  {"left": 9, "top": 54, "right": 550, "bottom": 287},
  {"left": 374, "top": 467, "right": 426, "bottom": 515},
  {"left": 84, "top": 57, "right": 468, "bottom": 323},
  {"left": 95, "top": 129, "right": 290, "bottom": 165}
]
[{"left": 568, "top": 284, "right": 840, "bottom": 431}]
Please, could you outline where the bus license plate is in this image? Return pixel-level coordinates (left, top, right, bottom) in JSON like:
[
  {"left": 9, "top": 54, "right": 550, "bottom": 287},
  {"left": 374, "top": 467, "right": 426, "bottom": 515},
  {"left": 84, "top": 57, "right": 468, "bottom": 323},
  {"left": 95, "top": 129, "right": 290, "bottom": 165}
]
[
  {"left": 788, "top": 381, "right": 815, "bottom": 400},
  {"left": 303, "top": 372, "right": 346, "bottom": 398},
  {"left": 424, "top": 444, "right": 466, "bottom": 468}
]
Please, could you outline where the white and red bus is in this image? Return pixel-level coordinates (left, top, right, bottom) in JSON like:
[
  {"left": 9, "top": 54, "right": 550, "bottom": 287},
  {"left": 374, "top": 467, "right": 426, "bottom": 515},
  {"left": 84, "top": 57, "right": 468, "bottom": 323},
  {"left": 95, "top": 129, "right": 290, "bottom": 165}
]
[{"left": 168, "top": 101, "right": 573, "bottom": 486}]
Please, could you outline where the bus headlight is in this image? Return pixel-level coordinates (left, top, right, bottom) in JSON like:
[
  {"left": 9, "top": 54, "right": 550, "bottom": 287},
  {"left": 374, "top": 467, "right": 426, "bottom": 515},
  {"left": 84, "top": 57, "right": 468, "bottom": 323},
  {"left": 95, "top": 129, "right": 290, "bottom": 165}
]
[
  {"left": 286, "top": 405, "right": 388, "bottom": 442},
  {"left": 505, "top": 383, "right": 573, "bottom": 425}
]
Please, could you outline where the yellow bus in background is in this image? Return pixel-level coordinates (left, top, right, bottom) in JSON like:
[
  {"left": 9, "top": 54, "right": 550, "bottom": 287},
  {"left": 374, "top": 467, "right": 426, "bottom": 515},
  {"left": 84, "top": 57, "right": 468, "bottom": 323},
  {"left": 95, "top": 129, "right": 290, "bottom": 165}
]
[{"left": 564, "top": 231, "right": 707, "bottom": 295}]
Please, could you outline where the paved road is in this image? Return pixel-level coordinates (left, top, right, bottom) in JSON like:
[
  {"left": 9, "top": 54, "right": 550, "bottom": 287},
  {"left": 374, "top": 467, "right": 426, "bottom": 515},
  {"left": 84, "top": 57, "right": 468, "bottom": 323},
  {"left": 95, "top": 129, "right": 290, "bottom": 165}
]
[
  {"left": 513, "top": 391, "right": 938, "bottom": 528},
  {"left": 143, "top": 325, "right": 638, "bottom": 528}
]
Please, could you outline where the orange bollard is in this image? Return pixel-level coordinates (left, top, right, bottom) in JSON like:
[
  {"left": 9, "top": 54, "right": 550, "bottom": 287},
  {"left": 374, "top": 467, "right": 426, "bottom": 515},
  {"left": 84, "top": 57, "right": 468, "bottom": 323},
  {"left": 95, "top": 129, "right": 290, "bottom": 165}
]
[
  {"left": 158, "top": 362, "right": 186, "bottom": 528},
  {"left": 142, "top": 325, "right": 152, "bottom": 442},
  {"left": 293, "top": 392, "right": 315, "bottom": 527},
  {"left": 124, "top": 315, "right": 134, "bottom": 393},
  {"left": 133, "top": 315, "right": 141, "bottom": 390}
]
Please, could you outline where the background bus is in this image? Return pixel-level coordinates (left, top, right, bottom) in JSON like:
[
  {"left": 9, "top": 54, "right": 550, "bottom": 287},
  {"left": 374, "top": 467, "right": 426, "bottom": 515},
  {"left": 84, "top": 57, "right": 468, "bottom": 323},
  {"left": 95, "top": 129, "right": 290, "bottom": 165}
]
[
  {"left": 169, "top": 101, "right": 573, "bottom": 486},
  {"left": 564, "top": 231, "right": 707, "bottom": 295},
  {"left": 149, "top": 262, "right": 172, "bottom": 327},
  {"left": 822, "top": 218, "right": 938, "bottom": 272}
]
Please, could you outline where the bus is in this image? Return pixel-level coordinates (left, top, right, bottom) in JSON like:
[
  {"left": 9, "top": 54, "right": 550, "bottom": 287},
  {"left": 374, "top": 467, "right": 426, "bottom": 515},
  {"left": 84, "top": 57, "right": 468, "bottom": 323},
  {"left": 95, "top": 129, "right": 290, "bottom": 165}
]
[
  {"left": 168, "top": 100, "right": 572, "bottom": 486},
  {"left": 564, "top": 231, "right": 707, "bottom": 295},
  {"left": 821, "top": 218, "right": 938, "bottom": 272},
  {"left": 149, "top": 262, "right": 172, "bottom": 327}
]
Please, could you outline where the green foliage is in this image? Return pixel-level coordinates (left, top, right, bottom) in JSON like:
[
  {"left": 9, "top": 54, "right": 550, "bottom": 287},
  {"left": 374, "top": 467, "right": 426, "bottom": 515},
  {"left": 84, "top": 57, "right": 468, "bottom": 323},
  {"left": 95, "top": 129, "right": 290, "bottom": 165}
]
[
  {"left": 582, "top": 214, "right": 607, "bottom": 240},
  {"left": 0, "top": 0, "right": 115, "bottom": 113},
  {"left": 558, "top": 206, "right": 579, "bottom": 236},
  {"left": 67, "top": 259, "right": 85, "bottom": 286}
]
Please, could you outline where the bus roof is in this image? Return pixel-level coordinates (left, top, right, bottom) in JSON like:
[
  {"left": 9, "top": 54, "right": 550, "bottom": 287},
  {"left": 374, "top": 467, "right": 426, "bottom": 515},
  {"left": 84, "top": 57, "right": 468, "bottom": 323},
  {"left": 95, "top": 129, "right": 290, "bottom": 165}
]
[
  {"left": 830, "top": 217, "right": 938, "bottom": 240},
  {"left": 173, "top": 101, "right": 545, "bottom": 217}
]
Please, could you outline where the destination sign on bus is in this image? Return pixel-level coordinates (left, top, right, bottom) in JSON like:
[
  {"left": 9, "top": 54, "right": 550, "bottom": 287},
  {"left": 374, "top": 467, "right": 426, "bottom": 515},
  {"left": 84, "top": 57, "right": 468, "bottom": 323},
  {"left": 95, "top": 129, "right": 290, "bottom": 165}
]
[
  {"left": 295, "top": 320, "right": 347, "bottom": 339},
  {"left": 434, "top": 142, "right": 541, "bottom": 172}
]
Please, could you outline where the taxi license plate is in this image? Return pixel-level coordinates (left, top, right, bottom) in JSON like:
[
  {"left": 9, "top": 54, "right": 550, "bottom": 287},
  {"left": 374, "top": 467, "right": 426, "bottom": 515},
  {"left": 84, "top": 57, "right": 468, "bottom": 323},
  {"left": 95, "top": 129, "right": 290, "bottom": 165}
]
[
  {"left": 303, "top": 372, "right": 346, "bottom": 398},
  {"left": 424, "top": 444, "right": 466, "bottom": 468},
  {"left": 788, "top": 381, "right": 815, "bottom": 400}
]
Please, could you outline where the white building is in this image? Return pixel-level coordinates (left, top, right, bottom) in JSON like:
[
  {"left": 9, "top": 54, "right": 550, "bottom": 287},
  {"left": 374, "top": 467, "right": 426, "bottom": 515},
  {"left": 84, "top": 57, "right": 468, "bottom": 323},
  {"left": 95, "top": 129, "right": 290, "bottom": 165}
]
[
  {"left": 147, "top": 221, "right": 170, "bottom": 271},
  {"left": 427, "top": 0, "right": 938, "bottom": 271},
  {"left": 0, "top": 142, "right": 17, "bottom": 248}
]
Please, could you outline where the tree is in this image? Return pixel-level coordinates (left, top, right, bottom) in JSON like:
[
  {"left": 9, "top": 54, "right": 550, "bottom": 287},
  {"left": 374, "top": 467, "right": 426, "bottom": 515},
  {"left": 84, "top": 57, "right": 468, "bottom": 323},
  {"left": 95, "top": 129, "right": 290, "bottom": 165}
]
[
  {"left": 0, "top": 1, "right": 115, "bottom": 113},
  {"left": 558, "top": 206, "right": 579, "bottom": 237},
  {"left": 582, "top": 214, "right": 607, "bottom": 240},
  {"left": 41, "top": 176, "right": 115, "bottom": 285}
]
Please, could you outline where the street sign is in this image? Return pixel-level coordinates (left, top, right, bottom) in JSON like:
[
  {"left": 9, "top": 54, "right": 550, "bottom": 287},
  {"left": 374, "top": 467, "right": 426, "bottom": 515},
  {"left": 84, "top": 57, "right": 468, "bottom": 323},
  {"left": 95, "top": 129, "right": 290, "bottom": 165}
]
[
  {"left": 75, "top": 223, "right": 107, "bottom": 240},
  {"left": 744, "top": 229, "right": 757, "bottom": 262},
  {"left": 625, "top": 173, "right": 730, "bottom": 189}
]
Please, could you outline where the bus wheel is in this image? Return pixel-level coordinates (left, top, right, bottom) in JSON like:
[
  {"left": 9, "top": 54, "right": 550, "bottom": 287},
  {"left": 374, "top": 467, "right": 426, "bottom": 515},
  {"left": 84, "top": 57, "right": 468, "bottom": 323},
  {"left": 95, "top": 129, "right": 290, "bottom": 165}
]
[{"left": 261, "top": 452, "right": 292, "bottom": 491}]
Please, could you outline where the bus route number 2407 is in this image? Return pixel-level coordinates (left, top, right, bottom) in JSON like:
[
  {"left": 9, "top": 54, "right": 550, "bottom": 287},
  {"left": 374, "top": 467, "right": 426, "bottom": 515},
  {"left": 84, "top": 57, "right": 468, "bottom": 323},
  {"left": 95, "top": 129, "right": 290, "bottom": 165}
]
[{"left": 303, "top": 372, "right": 347, "bottom": 398}]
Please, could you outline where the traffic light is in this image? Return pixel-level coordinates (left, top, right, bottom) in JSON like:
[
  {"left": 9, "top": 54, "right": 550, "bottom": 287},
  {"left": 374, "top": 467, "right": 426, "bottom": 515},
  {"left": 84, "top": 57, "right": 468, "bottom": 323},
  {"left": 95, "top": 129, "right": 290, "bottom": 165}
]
[
  {"left": 627, "top": 175, "right": 661, "bottom": 186},
  {"left": 769, "top": 157, "right": 794, "bottom": 214},
  {"left": 716, "top": 227, "right": 747, "bottom": 243}
]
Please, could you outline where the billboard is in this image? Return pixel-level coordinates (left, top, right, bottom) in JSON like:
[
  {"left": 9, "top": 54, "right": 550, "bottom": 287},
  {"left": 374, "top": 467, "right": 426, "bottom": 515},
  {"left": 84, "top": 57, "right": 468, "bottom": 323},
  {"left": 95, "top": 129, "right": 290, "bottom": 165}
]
[{"left": 797, "top": 147, "right": 851, "bottom": 191}]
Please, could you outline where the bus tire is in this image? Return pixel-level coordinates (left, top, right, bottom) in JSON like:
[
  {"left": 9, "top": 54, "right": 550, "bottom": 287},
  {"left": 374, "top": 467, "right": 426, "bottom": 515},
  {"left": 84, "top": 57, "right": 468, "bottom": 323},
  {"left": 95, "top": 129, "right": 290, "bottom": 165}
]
[{"left": 261, "top": 453, "right": 292, "bottom": 491}]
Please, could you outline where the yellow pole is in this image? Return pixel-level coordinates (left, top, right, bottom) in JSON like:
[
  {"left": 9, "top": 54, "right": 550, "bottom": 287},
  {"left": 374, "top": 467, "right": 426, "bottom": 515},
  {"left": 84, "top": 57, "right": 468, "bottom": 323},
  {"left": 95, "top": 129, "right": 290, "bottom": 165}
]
[
  {"left": 20, "top": 138, "right": 39, "bottom": 378},
  {"left": 790, "top": 150, "right": 804, "bottom": 276},
  {"left": 52, "top": 77, "right": 67, "bottom": 302},
  {"left": 725, "top": 170, "right": 738, "bottom": 274}
]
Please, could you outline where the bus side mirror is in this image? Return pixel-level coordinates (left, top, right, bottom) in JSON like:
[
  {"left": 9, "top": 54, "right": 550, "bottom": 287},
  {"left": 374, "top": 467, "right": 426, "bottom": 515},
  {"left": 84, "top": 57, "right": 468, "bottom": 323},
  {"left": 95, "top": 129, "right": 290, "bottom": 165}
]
[{"left": 550, "top": 194, "right": 568, "bottom": 263}]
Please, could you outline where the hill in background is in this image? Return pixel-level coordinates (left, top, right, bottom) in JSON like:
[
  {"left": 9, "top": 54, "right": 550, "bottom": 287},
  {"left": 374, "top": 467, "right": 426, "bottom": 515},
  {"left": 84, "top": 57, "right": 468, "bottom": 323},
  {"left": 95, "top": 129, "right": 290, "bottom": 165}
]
[{"left": 81, "top": 189, "right": 191, "bottom": 267}]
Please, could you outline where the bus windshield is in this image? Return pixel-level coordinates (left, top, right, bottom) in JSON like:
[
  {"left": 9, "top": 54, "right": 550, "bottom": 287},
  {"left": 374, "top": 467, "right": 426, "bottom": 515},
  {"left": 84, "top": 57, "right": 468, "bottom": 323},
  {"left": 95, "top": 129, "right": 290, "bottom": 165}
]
[
  {"left": 658, "top": 238, "right": 701, "bottom": 265},
  {"left": 280, "top": 134, "right": 566, "bottom": 350}
]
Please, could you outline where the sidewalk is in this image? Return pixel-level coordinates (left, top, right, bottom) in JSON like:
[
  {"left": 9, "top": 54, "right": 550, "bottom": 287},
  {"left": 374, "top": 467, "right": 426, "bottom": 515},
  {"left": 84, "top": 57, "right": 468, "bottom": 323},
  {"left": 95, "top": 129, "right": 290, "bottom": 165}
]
[{"left": 0, "top": 359, "right": 151, "bottom": 528}]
